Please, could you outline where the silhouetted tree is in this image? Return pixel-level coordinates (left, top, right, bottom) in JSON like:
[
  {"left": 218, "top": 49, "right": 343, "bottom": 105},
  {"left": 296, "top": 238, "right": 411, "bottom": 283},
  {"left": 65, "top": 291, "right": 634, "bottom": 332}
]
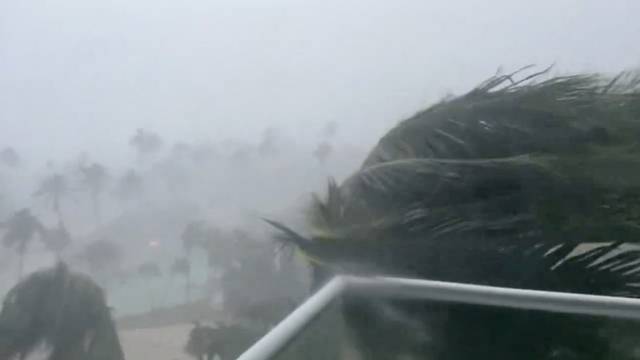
[
  {"left": 182, "top": 221, "right": 209, "bottom": 254},
  {"left": 114, "top": 169, "right": 144, "bottom": 203},
  {"left": 202, "top": 229, "right": 251, "bottom": 271},
  {"left": 129, "top": 128, "right": 163, "bottom": 161},
  {"left": 0, "top": 263, "right": 125, "bottom": 360},
  {"left": 34, "top": 173, "right": 68, "bottom": 222},
  {"left": 79, "top": 162, "right": 108, "bottom": 225},
  {"left": 0, "top": 209, "right": 44, "bottom": 279}
]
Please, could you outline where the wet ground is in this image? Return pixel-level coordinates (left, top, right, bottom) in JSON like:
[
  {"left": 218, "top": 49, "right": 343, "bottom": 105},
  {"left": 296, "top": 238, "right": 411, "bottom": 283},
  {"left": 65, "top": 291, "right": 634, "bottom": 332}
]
[{"left": 119, "top": 324, "right": 193, "bottom": 360}]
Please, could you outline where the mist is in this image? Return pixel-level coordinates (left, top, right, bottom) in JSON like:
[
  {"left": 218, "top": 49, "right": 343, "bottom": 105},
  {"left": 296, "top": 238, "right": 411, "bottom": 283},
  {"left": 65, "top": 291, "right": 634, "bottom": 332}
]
[
  {"left": 1, "top": 0, "right": 639, "bottom": 358},
  {"left": 2, "top": 0, "right": 638, "bottom": 163}
]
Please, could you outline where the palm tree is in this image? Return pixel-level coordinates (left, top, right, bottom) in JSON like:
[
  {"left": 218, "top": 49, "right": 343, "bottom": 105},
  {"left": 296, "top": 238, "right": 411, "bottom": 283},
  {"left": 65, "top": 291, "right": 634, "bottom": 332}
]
[
  {"left": 79, "top": 162, "right": 108, "bottom": 225},
  {"left": 269, "top": 69, "right": 640, "bottom": 359},
  {"left": 0, "top": 263, "right": 125, "bottom": 360},
  {"left": 114, "top": 169, "right": 144, "bottom": 203},
  {"left": 182, "top": 220, "right": 209, "bottom": 254},
  {"left": 34, "top": 173, "right": 68, "bottom": 222},
  {"left": 1, "top": 208, "right": 45, "bottom": 279},
  {"left": 171, "top": 257, "right": 191, "bottom": 303},
  {"left": 129, "top": 128, "right": 163, "bottom": 162}
]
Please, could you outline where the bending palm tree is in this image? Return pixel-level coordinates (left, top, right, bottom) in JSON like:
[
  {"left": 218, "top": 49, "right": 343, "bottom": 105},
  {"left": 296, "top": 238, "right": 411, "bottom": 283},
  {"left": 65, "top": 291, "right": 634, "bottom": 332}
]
[
  {"left": 34, "top": 173, "right": 68, "bottom": 222},
  {"left": 0, "top": 263, "right": 124, "bottom": 360},
  {"left": 1, "top": 209, "right": 45, "bottom": 279},
  {"left": 80, "top": 162, "right": 109, "bottom": 226},
  {"left": 270, "top": 69, "right": 640, "bottom": 359}
]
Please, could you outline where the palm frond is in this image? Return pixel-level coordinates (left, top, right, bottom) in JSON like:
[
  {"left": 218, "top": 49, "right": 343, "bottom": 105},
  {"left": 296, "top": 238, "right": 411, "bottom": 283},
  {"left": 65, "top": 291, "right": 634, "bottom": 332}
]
[
  {"left": 266, "top": 68, "right": 640, "bottom": 359},
  {"left": 363, "top": 69, "right": 640, "bottom": 167}
]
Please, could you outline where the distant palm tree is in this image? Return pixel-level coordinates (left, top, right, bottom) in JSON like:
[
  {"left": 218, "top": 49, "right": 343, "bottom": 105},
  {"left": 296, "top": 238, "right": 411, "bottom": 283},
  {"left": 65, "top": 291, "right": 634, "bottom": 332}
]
[
  {"left": 182, "top": 221, "right": 209, "bottom": 254},
  {"left": 129, "top": 128, "right": 163, "bottom": 162},
  {"left": 34, "top": 173, "right": 68, "bottom": 222},
  {"left": 0, "top": 209, "right": 45, "bottom": 279},
  {"left": 114, "top": 169, "right": 144, "bottom": 204},
  {"left": 79, "top": 162, "right": 108, "bottom": 225}
]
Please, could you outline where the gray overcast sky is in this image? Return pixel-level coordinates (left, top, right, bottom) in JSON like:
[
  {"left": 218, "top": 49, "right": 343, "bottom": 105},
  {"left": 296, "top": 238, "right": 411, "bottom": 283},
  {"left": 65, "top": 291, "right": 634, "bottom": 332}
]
[{"left": 1, "top": 0, "right": 639, "bottom": 164}]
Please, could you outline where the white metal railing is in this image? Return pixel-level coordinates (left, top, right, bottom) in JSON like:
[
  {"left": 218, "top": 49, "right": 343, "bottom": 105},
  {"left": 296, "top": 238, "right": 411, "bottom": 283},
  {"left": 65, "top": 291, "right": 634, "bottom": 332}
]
[{"left": 237, "top": 275, "right": 640, "bottom": 360}]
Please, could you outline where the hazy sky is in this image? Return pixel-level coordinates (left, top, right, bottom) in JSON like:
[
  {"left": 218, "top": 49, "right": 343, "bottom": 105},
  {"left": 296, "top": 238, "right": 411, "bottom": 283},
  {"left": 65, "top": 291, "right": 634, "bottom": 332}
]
[{"left": 1, "top": 0, "right": 639, "bottom": 164}]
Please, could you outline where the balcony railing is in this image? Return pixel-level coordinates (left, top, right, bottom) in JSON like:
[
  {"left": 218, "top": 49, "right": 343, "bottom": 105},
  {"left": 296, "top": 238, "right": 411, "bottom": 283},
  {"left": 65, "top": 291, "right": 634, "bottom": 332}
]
[{"left": 237, "top": 276, "right": 640, "bottom": 360}]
